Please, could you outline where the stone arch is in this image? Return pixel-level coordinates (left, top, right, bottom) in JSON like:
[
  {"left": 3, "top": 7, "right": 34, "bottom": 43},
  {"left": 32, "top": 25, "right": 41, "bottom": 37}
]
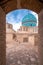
[
  {"left": 0, "top": 0, "right": 43, "bottom": 65},
  {"left": 0, "top": 0, "right": 43, "bottom": 14}
]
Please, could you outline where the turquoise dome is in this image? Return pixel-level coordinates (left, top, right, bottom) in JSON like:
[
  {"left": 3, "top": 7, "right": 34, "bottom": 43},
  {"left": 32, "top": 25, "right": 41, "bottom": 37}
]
[{"left": 22, "top": 13, "right": 37, "bottom": 27}]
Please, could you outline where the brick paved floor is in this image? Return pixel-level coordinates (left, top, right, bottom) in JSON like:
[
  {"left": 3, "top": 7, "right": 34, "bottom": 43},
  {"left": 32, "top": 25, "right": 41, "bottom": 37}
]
[{"left": 6, "top": 41, "right": 39, "bottom": 65}]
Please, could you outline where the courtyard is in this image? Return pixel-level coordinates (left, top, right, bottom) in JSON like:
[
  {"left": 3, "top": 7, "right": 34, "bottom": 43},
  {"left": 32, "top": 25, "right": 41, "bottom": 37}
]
[{"left": 6, "top": 41, "right": 39, "bottom": 65}]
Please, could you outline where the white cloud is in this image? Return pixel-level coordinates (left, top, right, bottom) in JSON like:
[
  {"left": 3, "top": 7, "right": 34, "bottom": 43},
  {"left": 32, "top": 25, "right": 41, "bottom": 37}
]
[
  {"left": 6, "top": 15, "right": 16, "bottom": 23},
  {"left": 12, "top": 22, "right": 22, "bottom": 31}
]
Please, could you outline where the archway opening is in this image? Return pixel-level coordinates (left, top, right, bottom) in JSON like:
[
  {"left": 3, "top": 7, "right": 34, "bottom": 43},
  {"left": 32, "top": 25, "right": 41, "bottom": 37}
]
[{"left": 6, "top": 9, "right": 39, "bottom": 65}]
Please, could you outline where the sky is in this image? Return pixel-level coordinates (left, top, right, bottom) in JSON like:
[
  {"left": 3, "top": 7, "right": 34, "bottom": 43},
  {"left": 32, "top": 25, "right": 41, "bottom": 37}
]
[{"left": 6, "top": 9, "right": 38, "bottom": 31}]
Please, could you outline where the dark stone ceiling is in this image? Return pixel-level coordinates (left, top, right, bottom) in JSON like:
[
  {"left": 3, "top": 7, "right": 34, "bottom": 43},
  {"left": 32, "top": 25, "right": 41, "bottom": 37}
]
[
  {"left": 0, "top": 0, "right": 43, "bottom": 14},
  {"left": 39, "top": 0, "right": 43, "bottom": 3}
]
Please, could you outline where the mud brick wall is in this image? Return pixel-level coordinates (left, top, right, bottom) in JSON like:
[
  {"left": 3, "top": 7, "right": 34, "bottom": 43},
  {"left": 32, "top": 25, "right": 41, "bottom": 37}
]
[
  {"left": 38, "top": 10, "right": 43, "bottom": 65},
  {"left": 0, "top": 7, "right": 6, "bottom": 65}
]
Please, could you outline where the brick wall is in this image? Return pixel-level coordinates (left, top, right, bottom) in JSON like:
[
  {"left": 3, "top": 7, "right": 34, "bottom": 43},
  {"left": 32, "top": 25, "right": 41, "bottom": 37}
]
[
  {"left": 38, "top": 10, "right": 43, "bottom": 65},
  {"left": 0, "top": 7, "right": 6, "bottom": 65}
]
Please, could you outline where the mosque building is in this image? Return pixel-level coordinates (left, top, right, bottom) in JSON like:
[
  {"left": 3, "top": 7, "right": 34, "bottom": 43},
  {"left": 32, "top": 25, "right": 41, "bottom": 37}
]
[
  {"left": 16, "top": 14, "right": 38, "bottom": 45},
  {"left": 6, "top": 13, "right": 38, "bottom": 46}
]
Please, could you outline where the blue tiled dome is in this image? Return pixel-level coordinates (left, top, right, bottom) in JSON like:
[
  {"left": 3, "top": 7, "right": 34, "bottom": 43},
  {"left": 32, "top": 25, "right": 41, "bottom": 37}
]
[{"left": 22, "top": 13, "right": 37, "bottom": 27}]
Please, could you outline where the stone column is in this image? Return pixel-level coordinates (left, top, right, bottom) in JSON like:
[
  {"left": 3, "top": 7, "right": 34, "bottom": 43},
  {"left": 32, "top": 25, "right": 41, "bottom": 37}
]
[
  {"left": 38, "top": 10, "right": 43, "bottom": 65},
  {"left": 0, "top": 7, "right": 6, "bottom": 65}
]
